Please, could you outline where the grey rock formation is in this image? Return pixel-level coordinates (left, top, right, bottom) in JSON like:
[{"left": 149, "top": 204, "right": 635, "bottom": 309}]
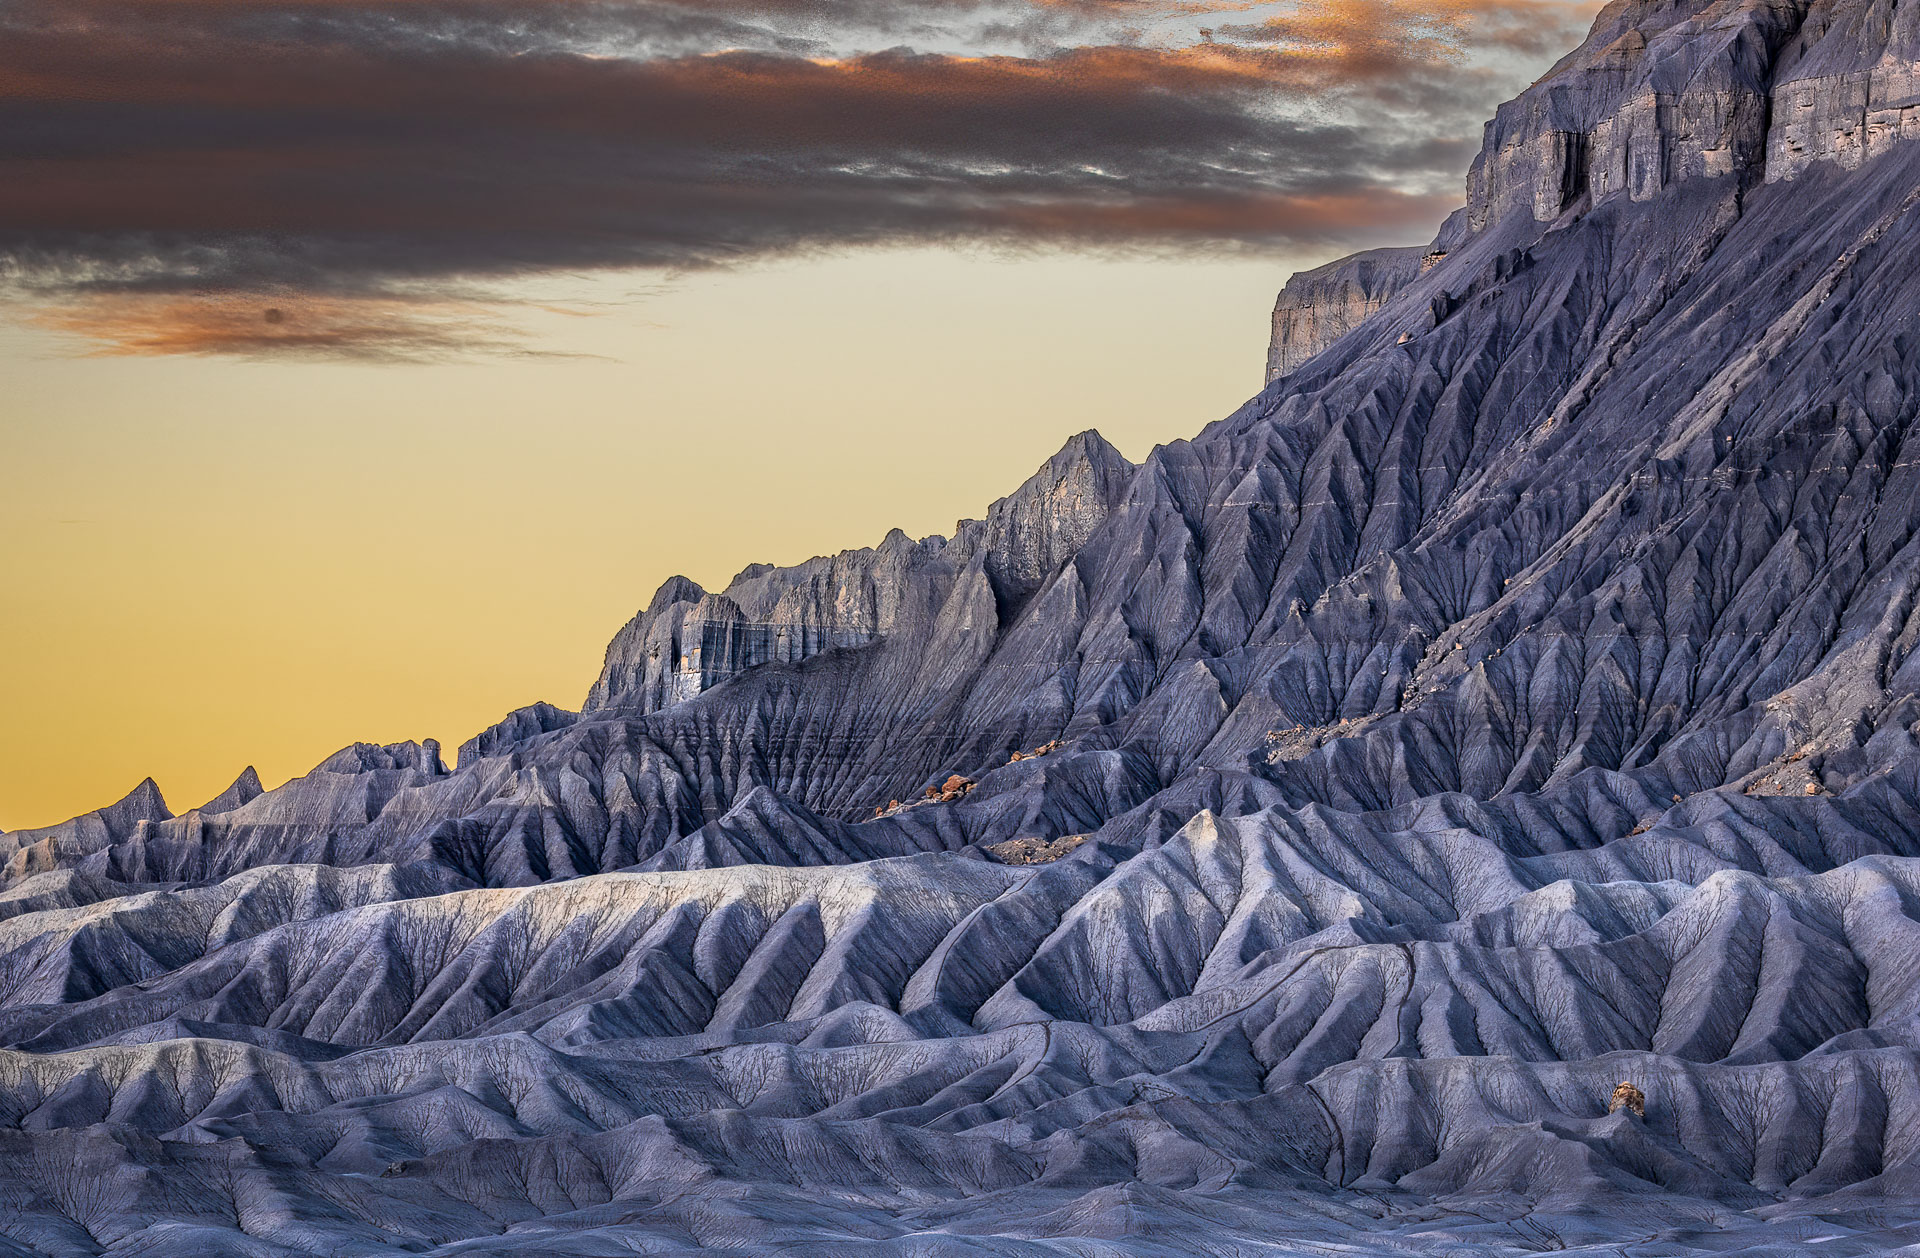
[
  {"left": 456, "top": 702, "right": 578, "bottom": 765},
  {"left": 583, "top": 430, "right": 1134, "bottom": 716},
  {"left": 1, "top": 777, "right": 170, "bottom": 884},
  {"left": 10, "top": 0, "right": 1920, "bottom": 1250},
  {"left": 1264, "top": 245, "right": 1426, "bottom": 382},
  {"left": 196, "top": 767, "right": 263, "bottom": 816}
]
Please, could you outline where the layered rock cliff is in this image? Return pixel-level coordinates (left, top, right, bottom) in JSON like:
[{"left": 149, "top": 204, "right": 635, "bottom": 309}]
[
  {"left": 583, "top": 430, "right": 1133, "bottom": 715},
  {"left": 1264, "top": 244, "right": 1426, "bottom": 382},
  {"left": 10, "top": 0, "right": 1920, "bottom": 1251}
]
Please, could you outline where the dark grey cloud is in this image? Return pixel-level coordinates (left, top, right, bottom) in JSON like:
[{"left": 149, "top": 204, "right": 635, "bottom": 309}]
[{"left": 0, "top": 0, "right": 1595, "bottom": 355}]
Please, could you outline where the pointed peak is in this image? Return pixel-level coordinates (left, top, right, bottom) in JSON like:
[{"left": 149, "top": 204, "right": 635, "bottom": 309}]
[
  {"left": 122, "top": 776, "right": 169, "bottom": 814},
  {"left": 990, "top": 428, "right": 1134, "bottom": 519},
  {"left": 99, "top": 776, "right": 172, "bottom": 833},
  {"left": 1054, "top": 429, "right": 1132, "bottom": 476},
  {"left": 1060, "top": 430, "right": 1134, "bottom": 493},
  {"left": 129, "top": 775, "right": 164, "bottom": 800},
  {"left": 647, "top": 574, "right": 706, "bottom": 615},
  {"left": 1059, "top": 427, "right": 1120, "bottom": 455},
  {"left": 197, "top": 766, "right": 264, "bottom": 816}
]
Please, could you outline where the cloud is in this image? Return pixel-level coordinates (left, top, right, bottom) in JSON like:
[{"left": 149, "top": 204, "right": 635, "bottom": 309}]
[
  {"left": 0, "top": 0, "right": 1598, "bottom": 356},
  {"left": 1222, "top": 0, "right": 1596, "bottom": 64},
  {"left": 27, "top": 291, "right": 553, "bottom": 361}
]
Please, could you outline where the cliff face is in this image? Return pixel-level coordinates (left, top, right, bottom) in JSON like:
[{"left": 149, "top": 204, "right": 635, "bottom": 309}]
[
  {"left": 1463, "top": 0, "right": 1920, "bottom": 220},
  {"left": 1277, "top": 0, "right": 1920, "bottom": 377},
  {"left": 1264, "top": 245, "right": 1427, "bottom": 382},
  {"left": 1463, "top": 0, "right": 1784, "bottom": 227},
  {"left": 583, "top": 429, "right": 1133, "bottom": 715},
  {"left": 11, "top": 0, "right": 1920, "bottom": 1251},
  {"left": 1768, "top": 0, "right": 1920, "bottom": 177}
]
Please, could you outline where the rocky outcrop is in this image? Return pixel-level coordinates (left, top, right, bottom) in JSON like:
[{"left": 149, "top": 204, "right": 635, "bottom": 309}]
[
  {"left": 1463, "top": 0, "right": 1786, "bottom": 227},
  {"left": 1456, "top": 0, "right": 1920, "bottom": 233},
  {"left": 962, "top": 428, "right": 1135, "bottom": 603},
  {"left": 1609, "top": 1080, "right": 1647, "bottom": 1116},
  {"left": 1265, "top": 245, "right": 1425, "bottom": 382},
  {"left": 580, "top": 536, "right": 949, "bottom": 714},
  {"left": 455, "top": 701, "right": 577, "bottom": 764},
  {"left": 1767, "top": 4, "right": 1920, "bottom": 180},
  {"left": 0, "top": 778, "right": 170, "bottom": 883},
  {"left": 1267, "top": 0, "right": 1914, "bottom": 374},
  {"left": 196, "top": 766, "right": 263, "bottom": 815},
  {"left": 583, "top": 429, "right": 1132, "bottom": 715},
  {"left": 983, "top": 829, "right": 1090, "bottom": 863}
]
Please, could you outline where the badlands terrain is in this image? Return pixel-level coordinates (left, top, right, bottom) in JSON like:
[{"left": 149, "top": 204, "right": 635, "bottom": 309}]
[{"left": 10, "top": 0, "right": 1920, "bottom": 1250}]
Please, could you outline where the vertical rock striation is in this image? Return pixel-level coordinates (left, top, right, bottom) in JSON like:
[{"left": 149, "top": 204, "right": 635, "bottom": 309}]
[
  {"left": 1265, "top": 245, "right": 1426, "bottom": 382},
  {"left": 583, "top": 428, "right": 1133, "bottom": 716}
]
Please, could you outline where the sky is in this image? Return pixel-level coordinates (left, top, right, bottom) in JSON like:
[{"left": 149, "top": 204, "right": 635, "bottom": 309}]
[{"left": 0, "top": 0, "right": 1596, "bottom": 831}]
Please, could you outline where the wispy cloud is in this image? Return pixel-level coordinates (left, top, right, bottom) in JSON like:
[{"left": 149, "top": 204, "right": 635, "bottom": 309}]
[{"left": 26, "top": 291, "right": 562, "bottom": 361}]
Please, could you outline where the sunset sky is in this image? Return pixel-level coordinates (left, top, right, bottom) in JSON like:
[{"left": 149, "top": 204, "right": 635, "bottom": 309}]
[{"left": 0, "top": 0, "right": 1595, "bottom": 830}]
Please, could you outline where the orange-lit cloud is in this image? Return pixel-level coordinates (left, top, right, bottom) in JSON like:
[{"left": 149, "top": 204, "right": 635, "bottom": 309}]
[
  {"left": 1226, "top": 0, "right": 1598, "bottom": 62},
  {"left": 0, "top": 0, "right": 1599, "bottom": 356},
  {"left": 29, "top": 292, "right": 547, "bottom": 360}
]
